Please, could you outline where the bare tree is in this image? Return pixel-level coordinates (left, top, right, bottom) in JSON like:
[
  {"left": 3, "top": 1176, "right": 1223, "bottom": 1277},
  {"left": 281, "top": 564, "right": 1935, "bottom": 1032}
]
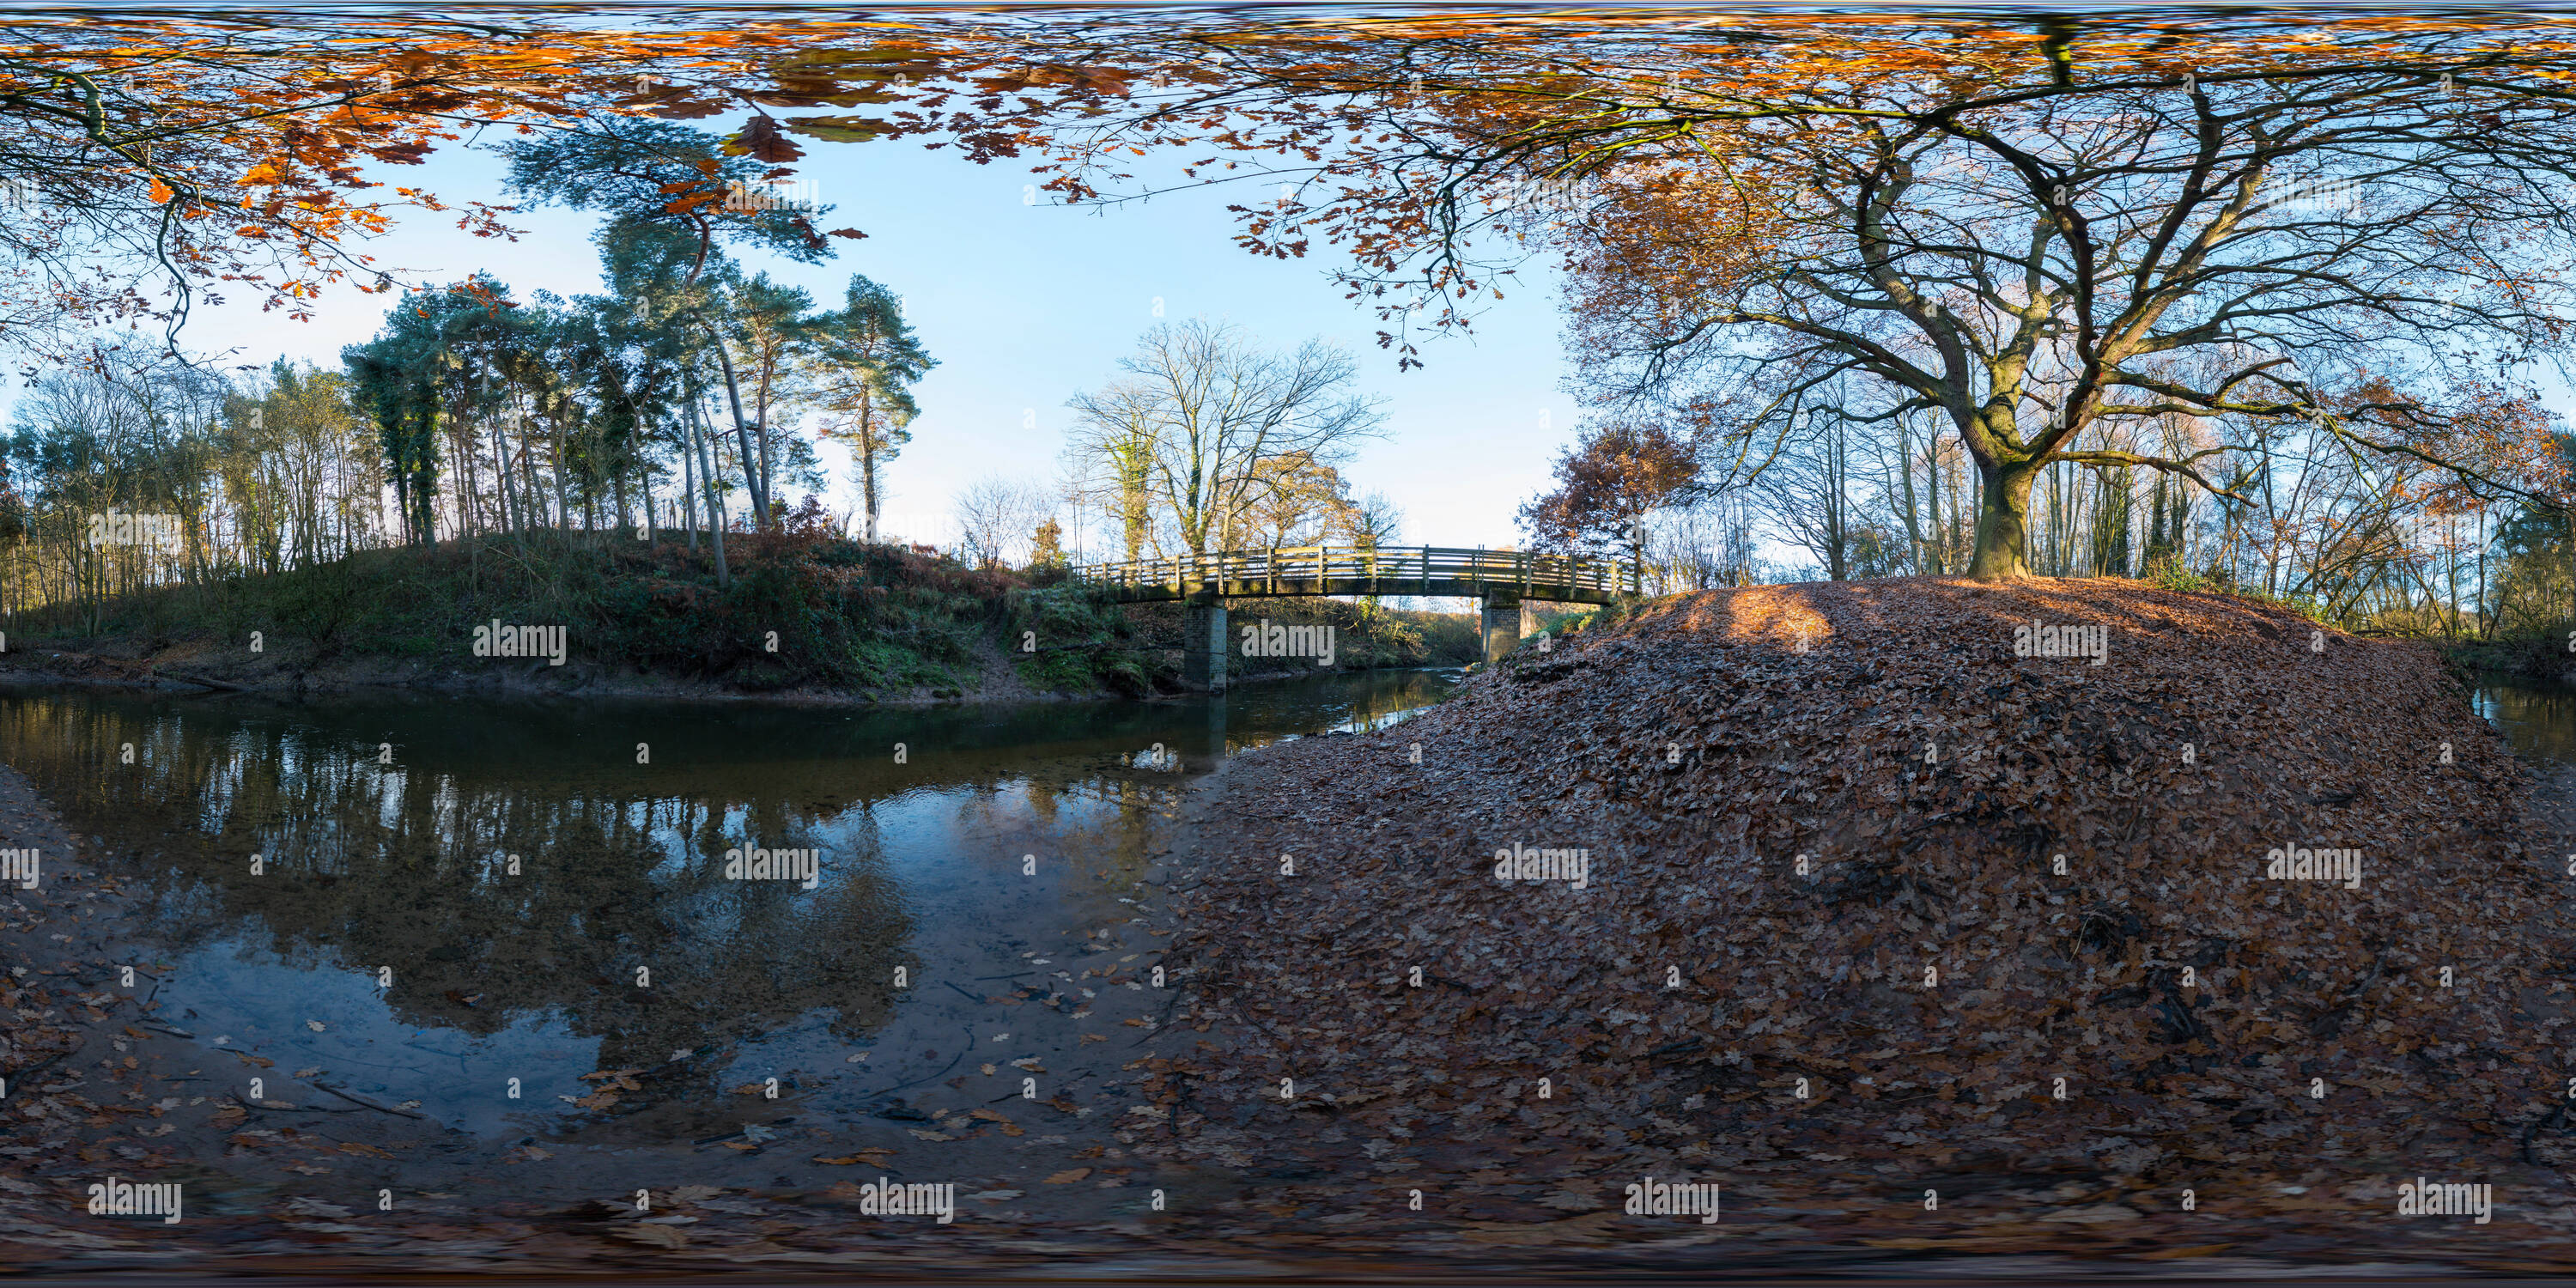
[
  {"left": 1644, "top": 492, "right": 1759, "bottom": 593},
  {"left": 953, "top": 476, "right": 1052, "bottom": 568},
  {"left": 1758, "top": 409, "right": 1862, "bottom": 581},
  {"left": 1062, "top": 377, "right": 1165, "bottom": 562},
  {"left": 1340, "top": 489, "right": 1405, "bottom": 548},
  {"left": 1067, "top": 319, "right": 1386, "bottom": 561}
]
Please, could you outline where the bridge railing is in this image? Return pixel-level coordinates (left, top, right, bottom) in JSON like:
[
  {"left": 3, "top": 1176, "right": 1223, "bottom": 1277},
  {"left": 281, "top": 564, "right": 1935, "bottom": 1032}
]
[{"left": 1071, "top": 544, "right": 1637, "bottom": 599}]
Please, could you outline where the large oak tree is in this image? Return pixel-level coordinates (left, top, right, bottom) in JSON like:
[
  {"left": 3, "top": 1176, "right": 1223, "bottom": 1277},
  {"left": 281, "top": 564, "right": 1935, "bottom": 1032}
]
[{"left": 822, "top": 11, "right": 2576, "bottom": 580}]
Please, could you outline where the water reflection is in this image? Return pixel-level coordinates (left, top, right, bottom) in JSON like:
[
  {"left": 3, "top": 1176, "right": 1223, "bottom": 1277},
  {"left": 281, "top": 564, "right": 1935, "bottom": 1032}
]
[
  {"left": 2476, "top": 676, "right": 2576, "bottom": 767},
  {"left": 0, "top": 669, "right": 1455, "bottom": 1133}
]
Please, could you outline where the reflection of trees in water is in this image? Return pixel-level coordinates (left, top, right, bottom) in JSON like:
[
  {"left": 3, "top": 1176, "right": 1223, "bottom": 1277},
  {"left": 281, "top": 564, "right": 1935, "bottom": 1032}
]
[
  {"left": 1043, "top": 778, "right": 1182, "bottom": 881},
  {"left": 0, "top": 696, "right": 909, "bottom": 1082},
  {"left": 951, "top": 767, "right": 1185, "bottom": 889},
  {"left": 0, "top": 671, "right": 1455, "bottom": 1082},
  {"left": 2483, "top": 683, "right": 2576, "bottom": 767}
]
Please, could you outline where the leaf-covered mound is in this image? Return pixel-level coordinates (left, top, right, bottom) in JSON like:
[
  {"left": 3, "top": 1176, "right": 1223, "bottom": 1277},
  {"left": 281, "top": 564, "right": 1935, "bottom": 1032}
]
[{"left": 1142, "top": 576, "right": 2571, "bottom": 1191}]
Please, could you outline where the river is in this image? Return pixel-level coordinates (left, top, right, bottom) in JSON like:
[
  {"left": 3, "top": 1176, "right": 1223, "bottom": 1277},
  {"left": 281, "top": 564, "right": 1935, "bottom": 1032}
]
[
  {"left": 2476, "top": 675, "right": 2576, "bottom": 769},
  {"left": 0, "top": 669, "right": 1456, "bottom": 1148}
]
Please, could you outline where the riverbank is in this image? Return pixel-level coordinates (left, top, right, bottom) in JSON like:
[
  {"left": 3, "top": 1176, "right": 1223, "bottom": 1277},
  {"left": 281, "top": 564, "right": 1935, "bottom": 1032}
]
[
  {"left": 0, "top": 531, "right": 1478, "bottom": 705},
  {"left": 2446, "top": 634, "right": 2576, "bottom": 688},
  {"left": 0, "top": 674, "right": 1578, "bottom": 1276},
  {"left": 18, "top": 706, "right": 2574, "bottom": 1277},
  {"left": 17, "top": 580, "right": 2576, "bottom": 1276}
]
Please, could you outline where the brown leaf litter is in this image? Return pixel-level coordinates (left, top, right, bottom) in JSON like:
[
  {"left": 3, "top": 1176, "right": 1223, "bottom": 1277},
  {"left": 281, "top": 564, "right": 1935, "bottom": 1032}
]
[{"left": 1138, "top": 576, "right": 2574, "bottom": 1238}]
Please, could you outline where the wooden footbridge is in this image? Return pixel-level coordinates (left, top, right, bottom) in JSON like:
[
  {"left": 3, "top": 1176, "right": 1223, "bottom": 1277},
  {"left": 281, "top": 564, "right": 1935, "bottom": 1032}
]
[{"left": 1072, "top": 544, "right": 1637, "bottom": 690}]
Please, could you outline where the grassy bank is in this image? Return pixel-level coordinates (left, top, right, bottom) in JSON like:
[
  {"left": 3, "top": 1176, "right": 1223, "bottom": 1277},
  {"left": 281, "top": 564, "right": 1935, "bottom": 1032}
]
[{"left": 0, "top": 530, "right": 1479, "bottom": 701}]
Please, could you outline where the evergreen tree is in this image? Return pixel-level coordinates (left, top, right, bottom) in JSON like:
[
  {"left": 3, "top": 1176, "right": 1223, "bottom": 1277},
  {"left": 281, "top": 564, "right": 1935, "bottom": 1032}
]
[{"left": 805, "top": 275, "right": 934, "bottom": 543}]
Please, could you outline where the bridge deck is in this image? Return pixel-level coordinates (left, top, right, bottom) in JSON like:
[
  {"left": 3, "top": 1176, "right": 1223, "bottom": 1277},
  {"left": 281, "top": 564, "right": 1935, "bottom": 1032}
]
[{"left": 1072, "top": 544, "right": 1634, "bottom": 605}]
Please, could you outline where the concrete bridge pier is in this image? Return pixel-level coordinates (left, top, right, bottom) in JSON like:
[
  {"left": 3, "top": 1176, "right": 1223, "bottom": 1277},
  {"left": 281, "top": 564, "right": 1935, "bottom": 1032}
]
[
  {"left": 1480, "top": 592, "right": 1537, "bottom": 665},
  {"left": 1183, "top": 593, "right": 1228, "bottom": 694}
]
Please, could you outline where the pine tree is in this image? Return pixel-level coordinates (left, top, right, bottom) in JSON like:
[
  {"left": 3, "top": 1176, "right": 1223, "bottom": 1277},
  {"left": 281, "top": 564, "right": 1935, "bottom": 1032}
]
[{"left": 805, "top": 276, "right": 934, "bottom": 543}]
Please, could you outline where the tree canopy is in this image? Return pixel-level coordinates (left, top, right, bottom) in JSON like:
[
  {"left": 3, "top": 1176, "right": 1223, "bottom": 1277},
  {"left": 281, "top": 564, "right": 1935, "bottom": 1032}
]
[{"left": 829, "top": 9, "right": 2576, "bottom": 578}]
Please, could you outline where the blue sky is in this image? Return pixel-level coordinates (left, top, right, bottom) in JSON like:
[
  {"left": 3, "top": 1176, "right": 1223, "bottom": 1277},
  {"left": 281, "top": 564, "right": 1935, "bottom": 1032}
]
[{"left": 136, "top": 121, "right": 1585, "bottom": 556}]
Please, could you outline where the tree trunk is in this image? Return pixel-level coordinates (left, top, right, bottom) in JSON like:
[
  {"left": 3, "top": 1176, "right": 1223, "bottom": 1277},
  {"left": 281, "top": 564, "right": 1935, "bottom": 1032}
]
[
  {"left": 1967, "top": 460, "right": 2038, "bottom": 581},
  {"left": 859, "top": 385, "right": 880, "bottom": 543},
  {"left": 681, "top": 422, "right": 700, "bottom": 552},
  {"left": 754, "top": 383, "right": 774, "bottom": 532},
  {"left": 693, "top": 401, "right": 730, "bottom": 588},
  {"left": 708, "top": 341, "right": 767, "bottom": 529},
  {"left": 860, "top": 442, "right": 879, "bottom": 543}
]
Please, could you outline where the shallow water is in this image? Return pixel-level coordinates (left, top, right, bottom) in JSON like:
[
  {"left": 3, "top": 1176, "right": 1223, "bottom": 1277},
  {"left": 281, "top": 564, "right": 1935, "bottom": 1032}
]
[
  {"left": 2476, "top": 676, "right": 2576, "bottom": 768},
  {"left": 0, "top": 670, "right": 1455, "bottom": 1140}
]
